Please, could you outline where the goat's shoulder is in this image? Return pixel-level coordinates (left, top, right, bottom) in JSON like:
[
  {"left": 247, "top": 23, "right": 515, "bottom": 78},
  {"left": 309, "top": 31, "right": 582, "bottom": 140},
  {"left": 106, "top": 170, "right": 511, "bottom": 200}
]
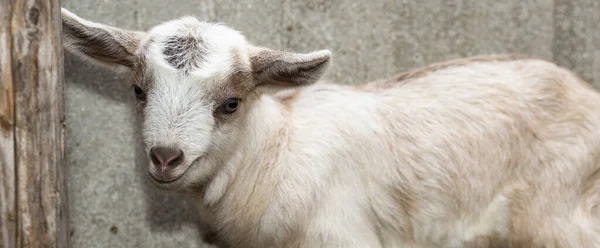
[{"left": 273, "top": 82, "right": 369, "bottom": 111}]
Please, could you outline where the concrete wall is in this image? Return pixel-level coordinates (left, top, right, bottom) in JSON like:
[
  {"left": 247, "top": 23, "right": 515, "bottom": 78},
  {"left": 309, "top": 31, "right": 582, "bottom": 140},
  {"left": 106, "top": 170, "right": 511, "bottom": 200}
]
[{"left": 61, "top": 0, "right": 600, "bottom": 247}]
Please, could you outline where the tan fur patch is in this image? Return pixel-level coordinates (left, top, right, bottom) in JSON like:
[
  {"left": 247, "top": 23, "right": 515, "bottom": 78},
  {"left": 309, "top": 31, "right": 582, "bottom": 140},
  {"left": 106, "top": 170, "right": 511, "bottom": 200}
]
[{"left": 208, "top": 48, "right": 255, "bottom": 123}]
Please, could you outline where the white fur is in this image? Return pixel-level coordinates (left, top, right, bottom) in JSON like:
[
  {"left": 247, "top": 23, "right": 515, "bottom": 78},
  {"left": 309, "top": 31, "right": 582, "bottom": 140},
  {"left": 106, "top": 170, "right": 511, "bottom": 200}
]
[{"left": 60, "top": 10, "right": 600, "bottom": 247}]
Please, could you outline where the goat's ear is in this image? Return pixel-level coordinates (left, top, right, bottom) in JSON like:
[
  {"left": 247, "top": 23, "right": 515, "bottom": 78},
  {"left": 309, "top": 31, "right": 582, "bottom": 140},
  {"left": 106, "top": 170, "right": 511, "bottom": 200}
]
[
  {"left": 249, "top": 46, "right": 331, "bottom": 86},
  {"left": 61, "top": 8, "right": 145, "bottom": 68}
]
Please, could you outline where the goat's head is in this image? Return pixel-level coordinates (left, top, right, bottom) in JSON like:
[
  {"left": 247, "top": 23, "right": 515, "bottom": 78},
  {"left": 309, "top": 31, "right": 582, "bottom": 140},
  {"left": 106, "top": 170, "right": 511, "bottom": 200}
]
[{"left": 61, "top": 9, "right": 331, "bottom": 190}]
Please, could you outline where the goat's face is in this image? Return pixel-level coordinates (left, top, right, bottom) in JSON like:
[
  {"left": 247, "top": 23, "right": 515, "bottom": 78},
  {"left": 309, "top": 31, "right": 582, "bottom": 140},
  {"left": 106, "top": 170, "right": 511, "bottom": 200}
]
[{"left": 61, "top": 9, "right": 331, "bottom": 190}]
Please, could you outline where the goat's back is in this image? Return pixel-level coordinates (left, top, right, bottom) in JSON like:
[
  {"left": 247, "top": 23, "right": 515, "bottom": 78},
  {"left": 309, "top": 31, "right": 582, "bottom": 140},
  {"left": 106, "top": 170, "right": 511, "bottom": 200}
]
[{"left": 284, "top": 56, "right": 600, "bottom": 247}]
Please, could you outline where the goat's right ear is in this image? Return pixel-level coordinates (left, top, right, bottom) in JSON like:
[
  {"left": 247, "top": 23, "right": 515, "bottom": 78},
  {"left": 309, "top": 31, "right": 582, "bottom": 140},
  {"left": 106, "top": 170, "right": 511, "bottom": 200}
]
[
  {"left": 248, "top": 46, "right": 331, "bottom": 87},
  {"left": 61, "top": 8, "right": 145, "bottom": 68}
]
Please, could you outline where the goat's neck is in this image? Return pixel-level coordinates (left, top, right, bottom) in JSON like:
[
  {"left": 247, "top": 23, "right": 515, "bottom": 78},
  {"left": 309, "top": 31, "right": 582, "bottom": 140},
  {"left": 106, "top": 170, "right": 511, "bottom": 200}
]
[{"left": 202, "top": 94, "right": 289, "bottom": 206}]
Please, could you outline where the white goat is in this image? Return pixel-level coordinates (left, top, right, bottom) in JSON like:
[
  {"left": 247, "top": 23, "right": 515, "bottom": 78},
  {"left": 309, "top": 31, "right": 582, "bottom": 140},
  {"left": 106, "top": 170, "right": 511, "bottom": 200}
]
[{"left": 62, "top": 8, "right": 600, "bottom": 248}]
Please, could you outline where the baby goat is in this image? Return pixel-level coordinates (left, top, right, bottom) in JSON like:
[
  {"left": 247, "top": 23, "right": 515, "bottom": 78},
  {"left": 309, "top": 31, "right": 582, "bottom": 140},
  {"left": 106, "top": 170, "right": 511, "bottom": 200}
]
[{"left": 62, "top": 8, "right": 600, "bottom": 248}]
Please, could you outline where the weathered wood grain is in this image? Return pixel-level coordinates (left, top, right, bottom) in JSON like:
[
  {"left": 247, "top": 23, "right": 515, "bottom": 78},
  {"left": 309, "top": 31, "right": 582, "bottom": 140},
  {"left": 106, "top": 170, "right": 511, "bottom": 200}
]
[
  {"left": 0, "top": 0, "right": 16, "bottom": 246},
  {"left": 1, "top": 0, "right": 69, "bottom": 247}
]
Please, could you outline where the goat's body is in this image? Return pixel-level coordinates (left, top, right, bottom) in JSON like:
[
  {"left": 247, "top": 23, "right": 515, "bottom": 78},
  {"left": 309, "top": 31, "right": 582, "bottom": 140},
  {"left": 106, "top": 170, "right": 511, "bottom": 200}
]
[
  {"left": 199, "top": 56, "right": 600, "bottom": 248},
  {"left": 59, "top": 9, "right": 600, "bottom": 248}
]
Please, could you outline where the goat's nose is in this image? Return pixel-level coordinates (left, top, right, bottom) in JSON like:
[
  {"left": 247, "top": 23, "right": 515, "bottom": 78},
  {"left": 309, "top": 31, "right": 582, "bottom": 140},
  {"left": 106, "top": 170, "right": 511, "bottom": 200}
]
[{"left": 150, "top": 146, "right": 184, "bottom": 167}]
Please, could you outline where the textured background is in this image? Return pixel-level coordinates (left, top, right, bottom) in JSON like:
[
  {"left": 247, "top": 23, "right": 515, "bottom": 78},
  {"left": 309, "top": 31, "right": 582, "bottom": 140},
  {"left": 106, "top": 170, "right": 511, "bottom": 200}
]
[{"left": 61, "top": 0, "right": 600, "bottom": 247}]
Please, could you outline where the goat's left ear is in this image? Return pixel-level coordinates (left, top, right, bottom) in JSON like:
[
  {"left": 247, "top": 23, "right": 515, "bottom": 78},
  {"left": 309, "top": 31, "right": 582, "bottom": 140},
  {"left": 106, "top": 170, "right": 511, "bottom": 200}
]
[
  {"left": 249, "top": 46, "right": 331, "bottom": 86},
  {"left": 61, "top": 8, "right": 145, "bottom": 68}
]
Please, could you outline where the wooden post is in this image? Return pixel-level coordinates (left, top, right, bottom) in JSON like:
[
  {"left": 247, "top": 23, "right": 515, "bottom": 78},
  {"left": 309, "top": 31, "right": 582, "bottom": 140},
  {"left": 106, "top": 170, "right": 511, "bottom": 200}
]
[{"left": 0, "top": 0, "right": 69, "bottom": 247}]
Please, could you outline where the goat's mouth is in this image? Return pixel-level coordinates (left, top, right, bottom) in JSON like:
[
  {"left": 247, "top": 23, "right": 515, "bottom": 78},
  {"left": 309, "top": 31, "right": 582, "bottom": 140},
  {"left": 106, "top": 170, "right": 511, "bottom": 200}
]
[
  {"left": 149, "top": 171, "right": 185, "bottom": 184},
  {"left": 148, "top": 157, "right": 198, "bottom": 187}
]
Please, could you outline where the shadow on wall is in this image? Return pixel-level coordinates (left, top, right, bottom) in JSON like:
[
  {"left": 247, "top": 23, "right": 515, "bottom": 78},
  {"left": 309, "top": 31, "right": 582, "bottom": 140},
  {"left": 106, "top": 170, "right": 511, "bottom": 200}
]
[{"left": 63, "top": 50, "right": 216, "bottom": 246}]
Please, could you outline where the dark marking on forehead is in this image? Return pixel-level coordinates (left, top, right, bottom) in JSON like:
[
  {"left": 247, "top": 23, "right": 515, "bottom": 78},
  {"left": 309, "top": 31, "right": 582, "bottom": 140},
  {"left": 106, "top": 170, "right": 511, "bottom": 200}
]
[{"left": 162, "top": 35, "right": 208, "bottom": 73}]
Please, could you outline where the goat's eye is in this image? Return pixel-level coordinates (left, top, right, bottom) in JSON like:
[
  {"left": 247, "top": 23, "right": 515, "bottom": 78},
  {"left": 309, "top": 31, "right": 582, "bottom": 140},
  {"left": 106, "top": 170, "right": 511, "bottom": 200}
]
[
  {"left": 133, "top": 85, "right": 146, "bottom": 101},
  {"left": 222, "top": 98, "right": 240, "bottom": 114}
]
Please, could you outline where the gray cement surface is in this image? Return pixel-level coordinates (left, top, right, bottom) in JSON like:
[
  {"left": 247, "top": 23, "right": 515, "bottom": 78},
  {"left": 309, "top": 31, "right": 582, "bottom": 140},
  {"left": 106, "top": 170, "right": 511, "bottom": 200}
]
[{"left": 61, "top": 0, "right": 600, "bottom": 247}]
